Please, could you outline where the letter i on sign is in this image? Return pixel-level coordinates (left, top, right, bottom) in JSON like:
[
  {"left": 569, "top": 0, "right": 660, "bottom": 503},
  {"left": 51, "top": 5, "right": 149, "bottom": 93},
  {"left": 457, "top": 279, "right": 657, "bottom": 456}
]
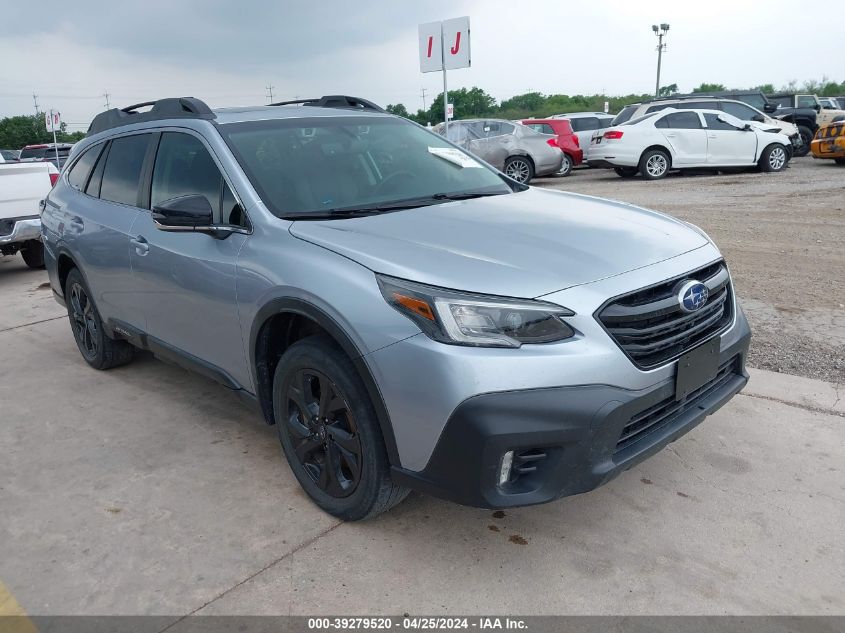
[{"left": 427, "top": 36, "right": 433, "bottom": 58}]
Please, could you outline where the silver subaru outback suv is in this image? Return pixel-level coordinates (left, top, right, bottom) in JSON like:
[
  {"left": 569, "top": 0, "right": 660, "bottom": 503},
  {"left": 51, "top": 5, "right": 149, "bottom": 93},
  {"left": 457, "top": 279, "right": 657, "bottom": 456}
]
[{"left": 42, "top": 95, "right": 751, "bottom": 520}]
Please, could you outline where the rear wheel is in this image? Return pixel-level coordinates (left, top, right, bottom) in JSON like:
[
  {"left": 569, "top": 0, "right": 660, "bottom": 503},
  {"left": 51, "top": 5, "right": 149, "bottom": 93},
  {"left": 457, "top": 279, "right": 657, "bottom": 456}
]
[
  {"left": 795, "top": 126, "right": 813, "bottom": 157},
  {"left": 503, "top": 156, "right": 534, "bottom": 183},
  {"left": 273, "top": 336, "right": 409, "bottom": 520},
  {"left": 20, "top": 240, "right": 45, "bottom": 269},
  {"left": 614, "top": 166, "right": 638, "bottom": 178},
  {"left": 639, "top": 149, "right": 670, "bottom": 180},
  {"left": 64, "top": 268, "right": 135, "bottom": 370},
  {"left": 557, "top": 154, "right": 572, "bottom": 177},
  {"left": 760, "top": 144, "right": 788, "bottom": 172}
]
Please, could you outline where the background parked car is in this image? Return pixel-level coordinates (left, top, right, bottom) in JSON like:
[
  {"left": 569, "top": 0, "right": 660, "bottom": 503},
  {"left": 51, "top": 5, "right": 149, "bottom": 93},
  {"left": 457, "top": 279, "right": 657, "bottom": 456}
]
[
  {"left": 586, "top": 108, "right": 792, "bottom": 180},
  {"left": 768, "top": 93, "right": 845, "bottom": 127},
  {"left": 549, "top": 112, "right": 614, "bottom": 149},
  {"left": 433, "top": 119, "right": 563, "bottom": 183},
  {"left": 1, "top": 149, "right": 21, "bottom": 162},
  {"left": 611, "top": 96, "right": 805, "bottom": 156},
  {"left": 19, "top": 143, "right": 74, "bottom": 169},
  {"left": 520, "top": 118, "right": 582, "bottom": 176}
]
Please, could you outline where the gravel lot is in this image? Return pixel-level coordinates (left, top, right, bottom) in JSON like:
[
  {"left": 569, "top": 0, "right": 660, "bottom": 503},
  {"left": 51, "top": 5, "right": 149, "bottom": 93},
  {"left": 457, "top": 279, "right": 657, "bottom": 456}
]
[{"left": 536, "top": 157, "right": 845, "bottom": 382}]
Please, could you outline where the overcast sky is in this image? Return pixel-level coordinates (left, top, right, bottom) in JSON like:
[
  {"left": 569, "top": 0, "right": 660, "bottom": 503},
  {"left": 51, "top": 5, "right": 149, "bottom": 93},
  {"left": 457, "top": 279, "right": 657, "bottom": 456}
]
[{"left": 1, "top": 0, "right": 843, "bottom": 131}]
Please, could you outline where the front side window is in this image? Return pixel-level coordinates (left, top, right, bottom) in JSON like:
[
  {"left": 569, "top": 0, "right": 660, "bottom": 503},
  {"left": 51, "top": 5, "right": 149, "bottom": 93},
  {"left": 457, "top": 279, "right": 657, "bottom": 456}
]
[
  {"left": 662, "top": 112, "right": 703, "bottom": 129},
  {"left": 67, "top": 143, "right": 103, "bottom": 191},
  {"left": 99, "top": 134, "right": 151, "bottom": 206},
  {"left": 797, "top": 95, "right": 818, "bottom": 109},
  {"left": 704, "top": 113, "right": 739, "bottom": 131},
  {"left": 219, "top": 116, "right": 513, "bottom": 218}
]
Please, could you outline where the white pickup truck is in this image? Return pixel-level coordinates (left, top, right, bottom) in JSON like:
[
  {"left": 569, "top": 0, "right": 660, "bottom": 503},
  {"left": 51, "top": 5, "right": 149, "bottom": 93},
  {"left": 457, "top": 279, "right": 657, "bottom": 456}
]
[{"left": 0, "top": 154, "right": 59, "bottom": 268}]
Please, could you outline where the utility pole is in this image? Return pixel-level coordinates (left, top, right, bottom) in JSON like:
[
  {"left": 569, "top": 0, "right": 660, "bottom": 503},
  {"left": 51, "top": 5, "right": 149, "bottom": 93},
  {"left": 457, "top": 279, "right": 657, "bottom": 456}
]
[
  {"left": 652, "top": 23, "right": 670, "bottom": 97},
  {"left": 420, "top": 87, "right": 427, "bottom": 111},
  {"left": 32, "top": 93, "right": 40, "bottom": 115},
  {"left": 266, "top": 83, "right": 275, "bottom": 103},
  {"left": 103, "top": 91, "right": 111, "bottom": 110}
]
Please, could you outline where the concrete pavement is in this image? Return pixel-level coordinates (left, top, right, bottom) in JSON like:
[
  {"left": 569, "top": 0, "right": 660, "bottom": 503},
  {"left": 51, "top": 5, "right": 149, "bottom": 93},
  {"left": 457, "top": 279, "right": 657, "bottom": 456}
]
[{"left": 1, "top": 259, "right": 843, "bottom": 617}]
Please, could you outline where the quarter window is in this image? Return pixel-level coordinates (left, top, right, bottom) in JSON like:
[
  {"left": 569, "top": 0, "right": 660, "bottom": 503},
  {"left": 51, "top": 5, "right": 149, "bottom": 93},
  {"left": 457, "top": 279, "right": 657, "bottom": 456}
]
[
  {"left": 99, "top": 134, "right": 151, "bottom": 206},
  {"left": 151, "top": 132, "right": 245, "bottom": 227},
  {"left": 67, "top": 144, "right": 103, "bottom": 191}
]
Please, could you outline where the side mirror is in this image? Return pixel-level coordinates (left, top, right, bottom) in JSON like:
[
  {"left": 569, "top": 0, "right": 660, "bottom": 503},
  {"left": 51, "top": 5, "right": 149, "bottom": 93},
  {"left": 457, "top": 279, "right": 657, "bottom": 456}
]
[
  {"left": 743, "top": 123, "right": 753, "bottom": 131},
  {"left": 152, "top": 195, "right": 213, "bottom": 228},
  {"left": 813, "top": 104, "right": 821, "bottom": 113},
  {"left": 763, "top": 104, "right": 777, "bottom": 113},
  {"left": 752, "top": 114, "right": 765, "bottom": 122}
]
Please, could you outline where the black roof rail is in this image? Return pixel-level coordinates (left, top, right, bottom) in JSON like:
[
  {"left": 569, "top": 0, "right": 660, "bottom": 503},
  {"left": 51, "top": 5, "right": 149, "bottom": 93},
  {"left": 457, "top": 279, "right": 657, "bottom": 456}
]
[
  {"left": 87, "top": 97, "right": 216, "bottom": 137},
  {"left": 269, "top": 95, "right": 386, "bottom": 113}
]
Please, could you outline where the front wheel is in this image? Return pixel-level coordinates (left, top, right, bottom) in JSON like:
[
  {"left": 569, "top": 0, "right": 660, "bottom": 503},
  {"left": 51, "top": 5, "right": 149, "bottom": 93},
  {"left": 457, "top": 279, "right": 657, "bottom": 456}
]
[
  {"left": 273, "top": 336, "right": 409, "bottom": 520},
  {"left": 20, "top": 240, "right": 45, "bottom": 269},
  {"left": 639, "top": 149, "right": 670, "bottom": 180},
  {"left": 503, "top": 156, "right": 534, "bottom": 183},
  {"left": 760, "top": 144, "right": 788, "bottom": 172},
  {"left": 614, "top": 166, "right": 638, "bottom": 178}
]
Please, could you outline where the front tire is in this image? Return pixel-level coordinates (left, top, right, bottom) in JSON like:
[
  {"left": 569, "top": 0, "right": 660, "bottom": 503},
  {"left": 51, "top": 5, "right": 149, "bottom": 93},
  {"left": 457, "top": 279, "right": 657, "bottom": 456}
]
[
  {"left": 639, "top": 149, "right": 670, "bottom": 180},
  {"left": 273, "top": 336, "right": 409, "bottom": 521},
  {"left": 503, "top": 156, "right": 534, "bottom": 183},
  {"left": 795, "top": 126, "right": 813, "bottom": 157},
  {"left": 64, "top": 268, "right": 135, "bottom": 370},
  {"left": 614, "top": 166, "right": 638, "bottom": 178},
  {"left": 760, "top": 144, "right": 788, "bottom": 172},
  {"left": 20, "top": 240, "right": 45, "bottom": 269}
]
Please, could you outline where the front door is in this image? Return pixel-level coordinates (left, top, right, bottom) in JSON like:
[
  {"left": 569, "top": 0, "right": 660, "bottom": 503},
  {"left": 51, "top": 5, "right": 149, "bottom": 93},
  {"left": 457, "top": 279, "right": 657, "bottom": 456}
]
[
  {"left": 703, "top": 113, "right": 758, "bottom": 165},
  {"left": 129, "top": 131, "right": 252, "bottom": 389}
]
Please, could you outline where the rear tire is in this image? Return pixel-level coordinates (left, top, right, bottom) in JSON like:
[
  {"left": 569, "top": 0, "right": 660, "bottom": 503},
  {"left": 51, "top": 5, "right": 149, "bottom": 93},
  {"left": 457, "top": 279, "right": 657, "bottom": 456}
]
[
  {"left": 273, "top": 335, "right": 409, "bottom": 521},
  {"left": 20, "top": 240, "right": 45, "bottom": 269},
  {"left": 503, "top": 156, "right": 535, "bottom": 183},
  {"left": 638, "top": 149, "right": 670, "bottom": 180},
  {"left": 614, "top": 166, "right": 638, "bottom": 178},
  {"left": 64, "top": 268, "right": 135, "bottom": 370},
  {"left": 795, "top": 126, "right": 813, "bottom": 157},
  {"left": 759, "top": 144, "right": 788, "bottom": 172},
  {"left": 557, "top": 154, "right": 572, "bottom": 177}
]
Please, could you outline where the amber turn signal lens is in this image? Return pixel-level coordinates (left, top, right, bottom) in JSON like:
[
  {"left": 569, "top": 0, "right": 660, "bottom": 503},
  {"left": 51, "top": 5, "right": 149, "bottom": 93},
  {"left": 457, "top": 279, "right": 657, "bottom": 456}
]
[{"left": 393, "top": 293, "right": 435, "bottom": 321}]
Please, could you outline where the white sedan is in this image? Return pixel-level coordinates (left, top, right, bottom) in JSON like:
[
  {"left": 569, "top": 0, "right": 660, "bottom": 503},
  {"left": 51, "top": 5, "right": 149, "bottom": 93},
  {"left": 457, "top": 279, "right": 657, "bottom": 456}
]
[{"left": 585, "top": 108, "right": 792, "bottom": 180}]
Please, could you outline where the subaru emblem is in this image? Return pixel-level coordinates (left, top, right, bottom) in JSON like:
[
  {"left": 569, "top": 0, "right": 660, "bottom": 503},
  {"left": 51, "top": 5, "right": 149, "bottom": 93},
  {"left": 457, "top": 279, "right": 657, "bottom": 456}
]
[{"left": 678, "top": 280, "right": 709, "bottom": 313}]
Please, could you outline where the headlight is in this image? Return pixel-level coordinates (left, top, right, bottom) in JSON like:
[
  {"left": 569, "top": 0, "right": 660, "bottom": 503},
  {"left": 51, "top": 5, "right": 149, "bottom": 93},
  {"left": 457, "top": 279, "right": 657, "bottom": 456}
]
[{"left": 377, "top": 275, "right": 575, "bottom": 348}]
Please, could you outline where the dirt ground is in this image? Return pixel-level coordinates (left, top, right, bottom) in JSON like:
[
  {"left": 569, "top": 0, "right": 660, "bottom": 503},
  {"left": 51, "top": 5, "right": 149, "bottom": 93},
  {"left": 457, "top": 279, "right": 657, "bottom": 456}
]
[{"left": 536, "top": 157, "right": 845, "bottom": 382}]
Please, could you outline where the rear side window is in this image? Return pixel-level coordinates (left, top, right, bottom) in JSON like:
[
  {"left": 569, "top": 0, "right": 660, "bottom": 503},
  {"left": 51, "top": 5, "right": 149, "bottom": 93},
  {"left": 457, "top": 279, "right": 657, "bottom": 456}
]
[
  {"left": 662, "top": 112, "right": 703, "bottom": 129},
  {"left": 67, "top": 144, "right": 103, "bottom": 191},
  {"left": 721, "top": 101, "right": 758, "bottom": 120},
  {"left": 675, "top": 102, "right": 713, "bottom": 111},
  {"left": 570, "top": 117, "right": 599, "bottom": 132},
  {"left": 99, "top": 134, "right": 151, "bottom": 206}
]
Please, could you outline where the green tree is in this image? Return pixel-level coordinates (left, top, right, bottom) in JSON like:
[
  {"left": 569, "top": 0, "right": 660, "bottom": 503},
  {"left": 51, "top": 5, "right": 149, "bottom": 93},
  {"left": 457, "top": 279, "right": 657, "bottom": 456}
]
[
  {"left": 692, "top": 83, "right": 727, "bottom": 93},
  {"left": 385, "top": 103, "right": 410, "bottom": 118},
  {"left": 754, "top": 84, "right": 776, "bottom": 95},
  {"left": 499, "top": 91, "right": 546, "bottom": 113},
  {"left": 429, "top": 87, "right": 496, "bottom": 121},
  {"left": 0, "top": 114, "right": 82, "bottom": 149},
  {"left": 658, "top": 83, "right": 678, "bottom": 97}
]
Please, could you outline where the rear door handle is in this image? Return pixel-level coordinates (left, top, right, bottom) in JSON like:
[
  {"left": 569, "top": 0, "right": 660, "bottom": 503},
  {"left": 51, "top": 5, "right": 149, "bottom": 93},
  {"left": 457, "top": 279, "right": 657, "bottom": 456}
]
[{"left": 130, "top": 235, "right": 149, "bottom": 255}]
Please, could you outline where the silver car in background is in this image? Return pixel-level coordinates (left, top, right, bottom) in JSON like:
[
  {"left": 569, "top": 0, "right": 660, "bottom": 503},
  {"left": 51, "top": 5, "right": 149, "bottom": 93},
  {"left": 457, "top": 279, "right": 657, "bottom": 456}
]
[{"left": 433, "top": 119, "right": 563, "bottom": 183}]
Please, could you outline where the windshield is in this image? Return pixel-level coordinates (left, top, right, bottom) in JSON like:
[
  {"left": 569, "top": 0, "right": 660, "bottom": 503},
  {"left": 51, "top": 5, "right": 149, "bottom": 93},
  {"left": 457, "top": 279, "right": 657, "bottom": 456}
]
[{"left": 219, "top": 116, "right": 513, "bottom": 218}]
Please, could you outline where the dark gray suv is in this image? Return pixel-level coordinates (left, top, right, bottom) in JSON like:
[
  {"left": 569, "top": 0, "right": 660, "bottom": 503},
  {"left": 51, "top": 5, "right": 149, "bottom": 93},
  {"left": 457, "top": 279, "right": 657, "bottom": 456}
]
[{"left": 41, "top": 95, "right": 750, "bottom": 520}]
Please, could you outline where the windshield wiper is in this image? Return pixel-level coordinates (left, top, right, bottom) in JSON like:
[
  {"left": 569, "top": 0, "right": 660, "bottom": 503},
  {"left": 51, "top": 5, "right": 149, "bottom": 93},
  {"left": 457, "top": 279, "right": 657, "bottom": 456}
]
[
  {"left": 431, "top": 190, "right": 510, "bottom": 201},
  {"left": 282, "top": 198, "right": 443, "bottom": 220}
]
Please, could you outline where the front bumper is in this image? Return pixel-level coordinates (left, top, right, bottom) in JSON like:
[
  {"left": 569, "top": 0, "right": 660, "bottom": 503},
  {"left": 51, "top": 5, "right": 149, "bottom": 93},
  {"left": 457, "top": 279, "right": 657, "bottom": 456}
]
[
  {"left": 391, "top": 310, "right": 751, "bottom": 509},
  {"left": 0, "top": 216, "right": 41, "bottom": 245},
  {"left": 810, "top": 136, "right": 845, "bottom": 160}
]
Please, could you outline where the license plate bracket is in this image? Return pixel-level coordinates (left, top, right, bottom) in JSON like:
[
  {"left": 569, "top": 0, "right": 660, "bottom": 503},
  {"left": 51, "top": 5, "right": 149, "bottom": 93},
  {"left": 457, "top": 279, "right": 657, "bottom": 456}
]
[{"left": 675, "top": 337, "right": 721, "bottom": 402}]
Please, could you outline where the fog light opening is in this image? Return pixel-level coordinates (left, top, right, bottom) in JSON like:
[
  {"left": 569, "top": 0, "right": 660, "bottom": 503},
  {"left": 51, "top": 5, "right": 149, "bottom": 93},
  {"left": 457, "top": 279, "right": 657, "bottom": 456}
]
[{"left": 498, "top": 450, "right": 514, "bottom": 486}]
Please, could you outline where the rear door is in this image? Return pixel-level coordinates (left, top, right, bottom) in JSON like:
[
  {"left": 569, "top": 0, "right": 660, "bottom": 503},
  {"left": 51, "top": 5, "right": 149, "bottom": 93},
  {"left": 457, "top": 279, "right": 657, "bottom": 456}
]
[
  {"left": 703, "top": 113, "right": 758, "bottom": 165},
  {"left": 655, "top": 112, "right": 708, "bottom": 165},
  {"left": 63, "top": 133, "right": 153, "bottom": 329},
  {"left": 129, "top": 130, "right": 251, "bottom": 387}
]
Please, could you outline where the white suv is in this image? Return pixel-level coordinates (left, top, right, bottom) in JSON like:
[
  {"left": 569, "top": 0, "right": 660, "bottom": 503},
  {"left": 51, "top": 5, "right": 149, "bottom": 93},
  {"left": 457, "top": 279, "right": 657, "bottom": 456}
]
[{"left": 550, "top": 112, "right": 614, "bottom": 148}]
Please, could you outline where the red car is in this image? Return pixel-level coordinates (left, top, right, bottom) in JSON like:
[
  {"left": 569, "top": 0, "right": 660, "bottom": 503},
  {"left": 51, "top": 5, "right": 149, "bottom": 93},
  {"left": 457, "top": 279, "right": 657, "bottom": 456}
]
[{"left": 520, "top": 119, "right": 582, "bottom": 176}]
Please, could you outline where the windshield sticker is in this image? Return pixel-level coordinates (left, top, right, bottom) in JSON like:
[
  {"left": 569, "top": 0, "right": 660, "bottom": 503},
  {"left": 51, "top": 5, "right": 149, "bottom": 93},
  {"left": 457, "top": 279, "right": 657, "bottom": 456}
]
[{"left": 428, "top": 147, "right": 483, "bottom": 168}]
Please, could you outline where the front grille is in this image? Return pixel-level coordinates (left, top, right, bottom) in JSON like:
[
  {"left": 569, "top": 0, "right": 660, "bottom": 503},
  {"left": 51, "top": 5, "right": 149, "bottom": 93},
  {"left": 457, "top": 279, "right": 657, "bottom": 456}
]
[
  {"left": 615, "top": 356, "right": 740, "bottom": 454},
  {"left": 597, "top": 261, "right": 733, "bottom": 369}
]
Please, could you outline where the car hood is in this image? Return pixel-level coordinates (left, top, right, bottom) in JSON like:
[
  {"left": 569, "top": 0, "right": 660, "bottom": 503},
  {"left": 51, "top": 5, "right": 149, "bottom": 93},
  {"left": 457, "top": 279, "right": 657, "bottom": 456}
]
[{"left": 288, "top": 188, "right": 709, "bottom": 298}]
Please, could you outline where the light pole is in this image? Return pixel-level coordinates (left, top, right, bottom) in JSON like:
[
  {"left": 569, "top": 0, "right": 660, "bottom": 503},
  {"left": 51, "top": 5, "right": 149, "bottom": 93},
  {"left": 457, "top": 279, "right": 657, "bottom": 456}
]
[{"left": 652, "top": 23, "right": 669, "bottom": 97}]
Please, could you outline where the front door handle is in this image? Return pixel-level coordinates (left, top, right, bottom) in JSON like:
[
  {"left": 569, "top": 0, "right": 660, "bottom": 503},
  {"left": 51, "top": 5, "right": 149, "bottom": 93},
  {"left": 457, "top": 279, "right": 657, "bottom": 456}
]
[
  {"left": 130, "top": 235, "right": 149, "bottom": 256},
  {"left": 665, "top": 133, "right": 677, "bottom": 138}
]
